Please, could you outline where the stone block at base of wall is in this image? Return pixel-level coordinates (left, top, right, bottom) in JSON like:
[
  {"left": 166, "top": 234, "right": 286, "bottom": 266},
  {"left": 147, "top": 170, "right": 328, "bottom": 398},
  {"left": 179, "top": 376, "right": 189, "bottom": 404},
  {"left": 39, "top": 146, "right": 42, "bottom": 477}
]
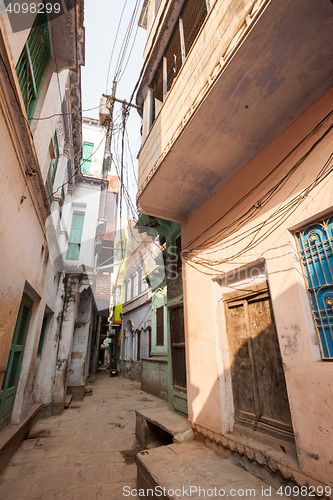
[
  {"left": 141, "top": 357, "right": 168, "bottom": 400},
  {"left": 120, "top": 360, "right": 142, "bottom": 382},
  {"left": 66, "top": 386, "right": 85, "bottom": 401}
]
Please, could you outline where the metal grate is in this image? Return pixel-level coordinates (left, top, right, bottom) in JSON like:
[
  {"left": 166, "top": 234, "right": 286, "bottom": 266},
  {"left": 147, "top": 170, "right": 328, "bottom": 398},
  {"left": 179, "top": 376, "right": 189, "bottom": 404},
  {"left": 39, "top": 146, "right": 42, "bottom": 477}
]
[
  {"left": 181, "top": 0, "right": 208, "bottom": 55},
  {"left": 164, "top": 25, "right": 182, "bottom": 93},
  {"left": 296, "top": 216, "right": 333, "bottom": 359},
  {"left": 150, "top": 0, "right": 208, "bottom": 114}
]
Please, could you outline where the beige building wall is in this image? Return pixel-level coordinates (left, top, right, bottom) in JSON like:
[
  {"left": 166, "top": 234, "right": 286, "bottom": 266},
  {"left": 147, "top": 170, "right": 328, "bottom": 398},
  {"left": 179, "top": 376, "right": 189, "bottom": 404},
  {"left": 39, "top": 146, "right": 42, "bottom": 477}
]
[
  {"left": 182, "top": 88, "right": 333, "bottom": 485},
  {"left": 0, "top": 2, "right": 84, "bottom": 425}
]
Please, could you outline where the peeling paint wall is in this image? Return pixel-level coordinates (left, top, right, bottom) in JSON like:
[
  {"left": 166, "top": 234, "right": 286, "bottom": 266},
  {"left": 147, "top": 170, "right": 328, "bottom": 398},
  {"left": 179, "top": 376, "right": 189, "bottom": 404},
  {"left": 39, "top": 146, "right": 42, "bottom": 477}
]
[
  {"left": 67, "top": 287, "right": 94, "bottom": 396},
  {"left": 181, "top": 89, "right": 333, "bottom": 485}
]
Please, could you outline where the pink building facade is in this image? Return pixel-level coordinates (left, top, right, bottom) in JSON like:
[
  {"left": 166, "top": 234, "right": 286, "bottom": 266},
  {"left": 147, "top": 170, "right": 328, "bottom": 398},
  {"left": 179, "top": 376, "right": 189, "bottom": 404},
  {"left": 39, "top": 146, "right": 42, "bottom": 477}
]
[{"left": 136, "top": 0, "right": 333, "bottom": 489}]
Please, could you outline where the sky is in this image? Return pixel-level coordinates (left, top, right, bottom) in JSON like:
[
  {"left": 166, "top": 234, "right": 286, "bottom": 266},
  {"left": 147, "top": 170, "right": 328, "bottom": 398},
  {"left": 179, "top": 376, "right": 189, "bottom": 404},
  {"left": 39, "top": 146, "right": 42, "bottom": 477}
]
[{"left": 81, "top": 0, "right": 147, "bottom": 221}]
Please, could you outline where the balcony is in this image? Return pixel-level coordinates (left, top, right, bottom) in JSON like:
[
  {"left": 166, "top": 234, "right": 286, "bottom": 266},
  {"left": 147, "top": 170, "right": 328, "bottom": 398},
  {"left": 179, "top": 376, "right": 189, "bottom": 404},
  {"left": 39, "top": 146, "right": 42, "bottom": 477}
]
[{"left": 137, "top": 0, "right": 333, "bottom": 222}]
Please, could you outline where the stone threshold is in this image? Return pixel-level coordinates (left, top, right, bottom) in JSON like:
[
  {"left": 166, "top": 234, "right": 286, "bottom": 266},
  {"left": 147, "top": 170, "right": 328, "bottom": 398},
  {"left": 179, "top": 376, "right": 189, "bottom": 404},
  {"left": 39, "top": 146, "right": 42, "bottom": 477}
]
[
  {"left": 0, "top": 403, "right": 41, "bottom": 474},
  {"left": 192, "top": 423, "right": 329, "bottom": 491},
  {"left": 136, "top": 441, "right": 291, "bottom": 500},
  {"left": 136, "top": 406, "right": 193, "bottom": 448}
]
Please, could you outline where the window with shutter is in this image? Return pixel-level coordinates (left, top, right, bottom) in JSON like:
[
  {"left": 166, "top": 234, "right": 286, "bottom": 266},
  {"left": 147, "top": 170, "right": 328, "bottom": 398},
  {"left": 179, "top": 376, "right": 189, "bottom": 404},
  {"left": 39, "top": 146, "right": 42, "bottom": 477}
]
[
  {"left": 59, "top": 186, "right": 65, "bottom": 220},
  {"left": 66, "top": 211, "right": 85, "bottom": 260},
  {"left": 156, "top": 306, "right": 164, "bottom": 346},
  {"left": 37, "top": 315, "right": 48, "bottom": 357},
  {"left": 45, "top": 133, "right": 60, "bottom": 204},
  {"left": 81, "top": 142, "right": 94, "bottom": 173},
  {"left": 16, "top": 9, "right": 51, "bottom": 119}
]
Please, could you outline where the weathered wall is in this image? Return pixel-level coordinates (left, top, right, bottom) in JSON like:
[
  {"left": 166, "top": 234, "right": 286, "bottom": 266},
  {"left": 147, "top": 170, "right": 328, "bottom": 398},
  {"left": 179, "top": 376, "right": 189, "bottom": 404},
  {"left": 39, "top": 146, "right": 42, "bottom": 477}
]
[
  {"left": 138, "top": 0, "right": 261, "bottom": 188},
  {"left": 63, "top": 182, "right": 102, "bottom": 271},
  {"left": 120, "top": 360, "right": 142, "bottom": 382},
  {"left": 182, "top": 88, "right": 333, "bottom": 485},
  {"left": 67, "top": 287, "right": 93, "bottom": 399},
  {"left": 0, "top": 98, "right": 51, "bottom": 418},
  {"left": 122, "top": 300, "right": 152, "bottom": 360},
  {"left": 141, "top": 358, "right": 168, "bottom": 400}
]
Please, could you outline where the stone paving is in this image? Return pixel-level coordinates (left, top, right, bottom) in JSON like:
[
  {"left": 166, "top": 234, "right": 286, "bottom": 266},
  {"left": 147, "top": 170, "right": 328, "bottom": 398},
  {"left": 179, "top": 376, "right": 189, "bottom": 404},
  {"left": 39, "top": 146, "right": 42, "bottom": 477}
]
[{"left": 0, "top": 371, "right": 163, "bottom": 500}]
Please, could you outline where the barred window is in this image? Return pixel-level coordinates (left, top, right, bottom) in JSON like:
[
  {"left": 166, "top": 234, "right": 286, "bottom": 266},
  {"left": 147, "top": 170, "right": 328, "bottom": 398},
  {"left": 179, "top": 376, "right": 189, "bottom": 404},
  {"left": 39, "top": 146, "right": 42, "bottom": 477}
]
[{"left": 296, "top": 216, "right": 333, "bottom": 359}]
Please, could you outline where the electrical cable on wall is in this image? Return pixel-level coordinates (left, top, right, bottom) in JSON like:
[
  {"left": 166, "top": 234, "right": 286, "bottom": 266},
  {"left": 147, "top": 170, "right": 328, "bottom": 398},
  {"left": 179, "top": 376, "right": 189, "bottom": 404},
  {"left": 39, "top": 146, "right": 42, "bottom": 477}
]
[{"left": 182, "top": 149, "right": 333, "bottom": 275}]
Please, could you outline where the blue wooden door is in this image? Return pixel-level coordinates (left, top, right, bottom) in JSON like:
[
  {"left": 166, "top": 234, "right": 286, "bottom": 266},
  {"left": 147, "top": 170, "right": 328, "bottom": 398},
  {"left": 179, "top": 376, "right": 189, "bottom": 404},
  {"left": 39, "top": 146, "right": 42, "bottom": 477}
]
[{"left": 0, "top": 295, "right": 32, "bottom": 429}]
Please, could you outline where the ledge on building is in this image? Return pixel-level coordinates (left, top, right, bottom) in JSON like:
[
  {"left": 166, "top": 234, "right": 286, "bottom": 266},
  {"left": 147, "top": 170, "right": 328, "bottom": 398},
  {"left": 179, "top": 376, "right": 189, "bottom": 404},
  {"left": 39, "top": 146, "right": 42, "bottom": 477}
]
[
  {"left": 141, "top": 357, "right": 168, "bottom": 363},
  {"left": 136, "top": 406, "right": 193, "bottom": 450},
  {"left": 136, "top": 441, "right": 292, "bottom": 499},
  {"left": 0, "top": 404, "right": 41, "bottom": 474}
]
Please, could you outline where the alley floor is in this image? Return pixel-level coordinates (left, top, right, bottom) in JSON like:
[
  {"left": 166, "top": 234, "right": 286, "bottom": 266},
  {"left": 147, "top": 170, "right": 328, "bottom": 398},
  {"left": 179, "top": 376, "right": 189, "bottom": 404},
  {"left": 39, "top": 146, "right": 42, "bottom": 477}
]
[{"left": 0, "top": 371, "right": 163, "bottom": 500}]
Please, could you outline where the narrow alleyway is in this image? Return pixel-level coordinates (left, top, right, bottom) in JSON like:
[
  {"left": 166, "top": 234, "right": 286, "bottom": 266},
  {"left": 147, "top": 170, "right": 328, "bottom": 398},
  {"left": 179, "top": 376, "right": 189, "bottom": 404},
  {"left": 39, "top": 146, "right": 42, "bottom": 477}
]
[{"left": 0, "top": 372, "right": 163, "bottom": 500}]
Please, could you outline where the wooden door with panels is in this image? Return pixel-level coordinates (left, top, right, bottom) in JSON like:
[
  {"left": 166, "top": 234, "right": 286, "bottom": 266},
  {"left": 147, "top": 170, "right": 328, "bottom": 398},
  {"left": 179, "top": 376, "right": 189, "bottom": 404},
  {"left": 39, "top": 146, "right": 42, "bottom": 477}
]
[
  {"left": 0, "top": 294, "right": 32, "bottom": 429},
  {"left": 169, "top": 303, "right": 188, "bottom": 416},
  {"left": 224, "top": 282, "right": 294, "bottom": 443}
]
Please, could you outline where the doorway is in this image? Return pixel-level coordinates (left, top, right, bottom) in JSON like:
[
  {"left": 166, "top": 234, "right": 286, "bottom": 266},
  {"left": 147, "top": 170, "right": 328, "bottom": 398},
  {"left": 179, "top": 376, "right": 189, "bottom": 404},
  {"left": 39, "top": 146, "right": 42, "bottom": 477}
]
[
  {"left": 0, "top": 294, "right": 32, "bottom": 429},
  {"left": 169, "top": 303, "right": 188, "bottom": 416},
  {"left": 224, "top": 282, "right": 294, "bottom": 443}
]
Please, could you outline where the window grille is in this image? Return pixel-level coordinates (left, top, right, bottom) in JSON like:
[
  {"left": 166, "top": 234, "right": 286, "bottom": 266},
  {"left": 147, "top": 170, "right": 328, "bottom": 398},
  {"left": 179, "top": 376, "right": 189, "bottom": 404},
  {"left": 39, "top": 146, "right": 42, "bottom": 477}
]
[
  {"left": 66, "top": 211, "right": 85, "bottom": 260},
  {"left": 156, "top": 306, "right": 164, "bottom": 346},
  {"left": 164, "top": 25, "right": 182, "bottom": 93},
  {"left": 181, "top": 0, "right": 208, "bottom": 55},
  {"left": 295, "top": 216, "right": 333, "bottom": 359},
  {"left": 149, "top": 0, "right": 208, "bottom": 124},
  {"left": 81, "top": 142, "right": 94, "bottom": 173},
  {"left": 16, "top": 9, "right": 51, "bottom": 119}
]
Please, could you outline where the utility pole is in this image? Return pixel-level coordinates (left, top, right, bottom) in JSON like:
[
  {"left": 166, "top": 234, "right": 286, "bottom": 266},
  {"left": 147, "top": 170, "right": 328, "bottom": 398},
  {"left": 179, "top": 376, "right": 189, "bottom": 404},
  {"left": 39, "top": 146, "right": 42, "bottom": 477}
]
[
  {"left": 104, "top": 80, "right": 117, "bottom": 169},
  {"left": 102, "top": 93, "right": 142, "bottom": 112},
  {"left": 101, "top": 88, "right": 142, "bottom": 178}
]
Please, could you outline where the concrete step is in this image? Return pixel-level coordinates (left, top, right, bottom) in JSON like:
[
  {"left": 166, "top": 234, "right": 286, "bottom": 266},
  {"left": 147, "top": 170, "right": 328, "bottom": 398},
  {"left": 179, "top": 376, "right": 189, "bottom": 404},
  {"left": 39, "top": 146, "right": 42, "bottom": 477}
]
[
  {"left": 64, "top": 394, "right": 72, "bottom": 408},
  {"left": 136, "top": 441, "right": 289, "bottom": 499},
  {"left": 0, "top": 404, "right": 41, "bottom": 474},
  {"left": 84, "top": 386, "right": 93, "bottom": 397},
  {"left": 136, "top": 407, "right": 193, "bottom": 449}
]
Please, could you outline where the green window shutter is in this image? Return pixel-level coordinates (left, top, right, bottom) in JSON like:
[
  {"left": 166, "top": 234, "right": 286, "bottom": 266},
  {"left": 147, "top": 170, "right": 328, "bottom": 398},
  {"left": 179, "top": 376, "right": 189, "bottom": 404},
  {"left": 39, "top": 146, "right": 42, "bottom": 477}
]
[
  {"left": 53, "top": 133, "right": 59, "bottom": 165},
  {"left": 66, "top": 211, "right": 85, "bottom": 260},
  {"left": 80, "top": 142, "right": 94, "bottom": 173},
  {"left": 37, "top": 315, "right": 48, "bottom": 357},
  {"left": 59, "top": 186, "right": 65, "bottom": 220},
  {"left": 48, "top": 159, "right": 56, "bottom": 185},
  {"left": 16, "top": 9, "right": 51, "bottom": 119},
  {"left": 45, "top": 132, "right": 60, "bottom": 204},
  {"left": 45, "top": 178, "right": 52, "bottom": 202}
]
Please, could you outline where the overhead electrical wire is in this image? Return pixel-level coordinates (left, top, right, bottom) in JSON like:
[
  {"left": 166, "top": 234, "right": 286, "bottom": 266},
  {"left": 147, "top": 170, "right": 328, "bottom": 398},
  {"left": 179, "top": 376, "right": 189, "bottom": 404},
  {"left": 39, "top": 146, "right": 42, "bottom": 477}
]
[
  {"left": 106, "top": 0, "right": 129, "bottom": 93},
  {"left": 183, "top": 110, "right": 333, "bottom": 253},
  {"left": 51, "top": 129, "right": 109, "bottom": 198},
  {"left": 102, "top": 0, "right": 166, "bottom": 285},
  {"left": 183, "top": 150, "right": 333, "bottom": 274}
]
